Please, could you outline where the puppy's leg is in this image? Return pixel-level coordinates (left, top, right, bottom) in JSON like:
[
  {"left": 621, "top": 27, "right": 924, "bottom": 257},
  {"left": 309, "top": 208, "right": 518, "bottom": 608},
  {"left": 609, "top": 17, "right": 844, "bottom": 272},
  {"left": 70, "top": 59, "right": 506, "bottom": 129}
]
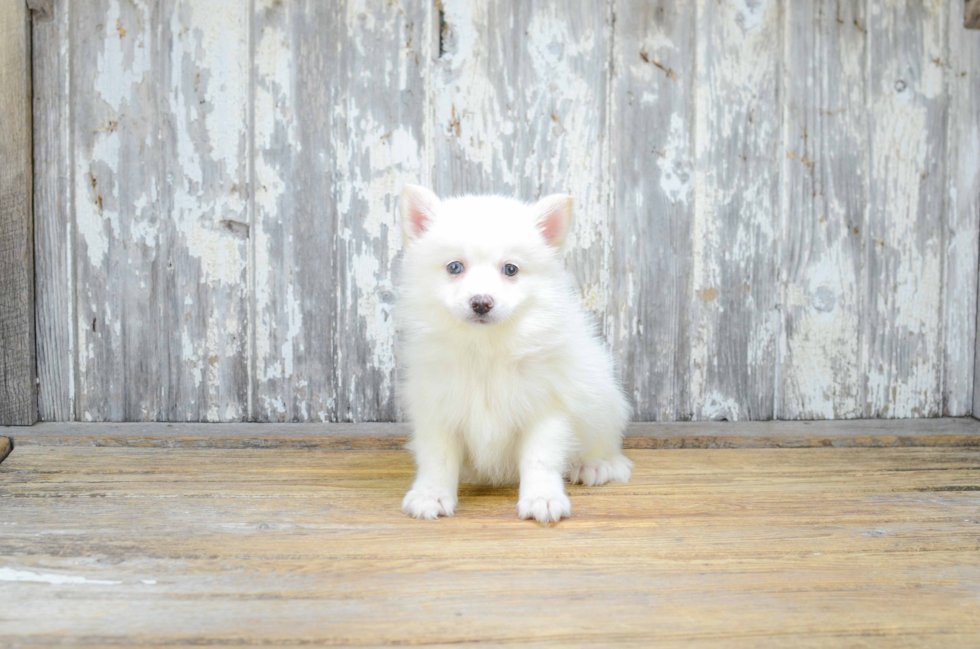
[
  {"left": 402, "top": 427, "right": 461, "bottom": 520},
  {"left": 517, "top": 415, "right": 573, "bottom": 524}
]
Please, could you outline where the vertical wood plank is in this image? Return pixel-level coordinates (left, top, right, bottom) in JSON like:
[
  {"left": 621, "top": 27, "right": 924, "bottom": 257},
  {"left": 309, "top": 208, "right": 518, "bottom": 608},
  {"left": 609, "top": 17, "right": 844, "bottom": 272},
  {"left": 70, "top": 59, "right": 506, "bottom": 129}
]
[
  {"left": 0, "top": 0, "right": 37, "bottom": 425},
  {"left": 946, "top": 0, "right": 980, "bottom": 416},
  {"left": 607, "top": 0, "right": 695, "bottom": 420},
  {"left": 164, "top": 0, "right": 251, "bottom": 421},
  {"left": 33, "top": 0, "right": 73, "bottom": 421},
  {"left": 689, "top": 0, "right": 782, "bottom": 420},
  {"left": 864, "top": 0, "right": 948, "bottom": 418},
  {"left": 778, "top": 0, "right": 868, "bottom": 419},
  {"left": 250, "top": 0, "right": 314, "bottom": 422},
  {"left": 429, "top": 0, "right": 613, "bottom": 402},
  {"left": 72, "top": 0, "right": 250, "bottom": 421},
  {"left": 252, "top": 0, "right": 427, "bottom": 421},
  {"left": 71, "top": 0, "right": 152, "bottom": 420},
  {"left": 332, "top": 0, "right": 428, "bottom": 421}
]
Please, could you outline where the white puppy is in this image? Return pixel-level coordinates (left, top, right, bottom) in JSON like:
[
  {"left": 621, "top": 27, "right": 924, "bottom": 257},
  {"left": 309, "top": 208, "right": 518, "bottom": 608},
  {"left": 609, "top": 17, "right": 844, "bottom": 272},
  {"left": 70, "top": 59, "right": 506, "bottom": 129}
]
[{"left": 396, "top": 185, "right": 632, "bottom": 523}]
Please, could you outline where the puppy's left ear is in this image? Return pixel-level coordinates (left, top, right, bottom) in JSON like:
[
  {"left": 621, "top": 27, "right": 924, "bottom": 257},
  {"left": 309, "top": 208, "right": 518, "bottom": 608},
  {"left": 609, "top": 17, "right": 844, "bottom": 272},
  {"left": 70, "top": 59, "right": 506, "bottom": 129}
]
[{"left": 533, "top": 194, "right": 573, "bottom": 248}]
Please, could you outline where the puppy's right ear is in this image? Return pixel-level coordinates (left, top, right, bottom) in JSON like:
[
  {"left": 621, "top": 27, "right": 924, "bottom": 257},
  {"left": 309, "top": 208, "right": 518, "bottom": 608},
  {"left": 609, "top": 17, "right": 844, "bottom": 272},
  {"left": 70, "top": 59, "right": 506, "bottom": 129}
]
[{"left": 400, "top": 184, "right": 441, "bottom": 242}]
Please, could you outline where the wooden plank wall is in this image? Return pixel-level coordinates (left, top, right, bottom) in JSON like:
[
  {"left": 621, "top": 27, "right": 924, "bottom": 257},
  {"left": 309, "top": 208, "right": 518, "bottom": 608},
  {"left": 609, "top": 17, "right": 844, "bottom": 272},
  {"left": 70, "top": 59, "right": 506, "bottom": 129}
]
[
  {"left": 31, "top": 0, "right": 980, "bottom": 423},
  {"left": 1, "top": 0, "right": 37, "bottom": 426}
]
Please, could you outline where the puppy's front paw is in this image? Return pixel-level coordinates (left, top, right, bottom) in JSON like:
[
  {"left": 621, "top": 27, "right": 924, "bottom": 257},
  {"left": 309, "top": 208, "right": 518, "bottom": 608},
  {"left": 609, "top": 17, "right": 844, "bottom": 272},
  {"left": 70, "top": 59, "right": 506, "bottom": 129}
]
[
  {"left": 517, "top": 490, "right": 571, "bottom": 524},
  {"left": 402, "top": 487, "right": 456, "bottom": 520}
]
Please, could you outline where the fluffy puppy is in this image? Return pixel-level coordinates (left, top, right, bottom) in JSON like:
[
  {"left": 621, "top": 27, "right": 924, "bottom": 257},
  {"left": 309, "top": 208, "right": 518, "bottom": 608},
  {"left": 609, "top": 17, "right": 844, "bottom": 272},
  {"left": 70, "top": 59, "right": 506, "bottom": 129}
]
[{"left": 396, "top": 185, "right": 631, "bottom": 523}]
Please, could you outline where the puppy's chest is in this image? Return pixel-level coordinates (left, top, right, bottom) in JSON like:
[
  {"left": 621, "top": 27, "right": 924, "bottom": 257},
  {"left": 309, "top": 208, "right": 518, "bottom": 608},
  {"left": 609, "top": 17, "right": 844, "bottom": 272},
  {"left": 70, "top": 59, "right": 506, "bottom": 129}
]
[
  {"left": 452, "top": 362, "right": 535, "bottom": 482},
  {"left": 429, "top": 352, "right": 545, "bottom": 429},
  {"left": 459, "top": 361, "right": 533, "bottom": 419}
]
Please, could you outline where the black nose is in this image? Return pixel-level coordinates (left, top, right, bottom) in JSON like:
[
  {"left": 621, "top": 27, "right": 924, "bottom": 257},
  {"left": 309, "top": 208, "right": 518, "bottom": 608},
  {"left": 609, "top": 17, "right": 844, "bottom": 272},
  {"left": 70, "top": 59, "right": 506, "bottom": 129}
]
[{"left": 470, "top": 294, "right": 494, "bottom": 315}]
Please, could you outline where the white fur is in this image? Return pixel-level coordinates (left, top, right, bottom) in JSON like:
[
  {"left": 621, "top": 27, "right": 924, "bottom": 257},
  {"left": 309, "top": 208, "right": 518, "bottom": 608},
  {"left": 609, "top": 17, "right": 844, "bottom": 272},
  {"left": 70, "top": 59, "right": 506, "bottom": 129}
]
[{"left": 396, "top": 186, "right": 632, "bottom": 524}]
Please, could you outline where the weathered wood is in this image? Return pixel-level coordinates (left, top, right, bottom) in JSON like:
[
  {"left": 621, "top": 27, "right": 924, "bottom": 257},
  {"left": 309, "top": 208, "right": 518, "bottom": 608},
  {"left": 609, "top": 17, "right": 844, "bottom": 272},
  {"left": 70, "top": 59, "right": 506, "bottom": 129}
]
[
  {"left": 608, "top": 0, "right": 695, "bottom": 420},
  {"left": 27, "top": 0, "right": 980, "bottom": 423},
  {"left": 1, "top": 445, "right": 978, "bottom": 644},
  {"left": 8, "top": 419, "right": 980, "bottom": 450},
  {"left": 0, "top": 436, "right": 11, "bottom": 464},
  {"left": 251, "top": 0, "right": 427, "bottom": 422},
  {"left": 946, "top": 2, "right": 980, "bottom": 415},
  {"left": 32, "top": 0, "right": 72, "bottom": 421},
  {"left": 779, "top": 0, "right": 867, "bottom": 419},
  {"left": 250, "top": 0, "right": 336, "bottom": 424},
  {"left": 864, "top": 1, "right": 948, "bottom": 418},
  {"left": 430, "top": 1, "right": 610, "bottom": 210},
  {"left": 70, "top": 0, "right": 250, "bottom": 421},
  {"left": 689, "top": 0, "right": 781, "bottom": 420},
  {"left": 967, "top": 0, "right": 980, "bottom": 29},
  {"left": 0, "top": 0, "right": 36, "bottom": 426}
]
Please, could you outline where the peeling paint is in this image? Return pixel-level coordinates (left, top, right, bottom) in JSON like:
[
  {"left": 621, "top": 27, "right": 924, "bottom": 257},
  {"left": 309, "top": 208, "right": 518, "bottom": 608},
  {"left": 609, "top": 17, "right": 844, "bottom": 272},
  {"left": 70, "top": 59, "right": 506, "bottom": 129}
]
[
  {"left": 45, "top": 0, "right": 977, "bottom": 423},
  {"left": 0, "top": 567, "right": 121, "bottom": 586},
  {"left": 94, "top": 1, "right": 150, "bottom": 113},
  {"left": 688, "top": 0, "right": 781, "bottom": 420},
  {"left": 657, "top": 113, "right": 692, "bottom": 205},
  {"left": 864, "top": 0, "right": 947, "bottom": 418},
  {"left": 944, "top": 4, "right": 980, "bottom": 416}
]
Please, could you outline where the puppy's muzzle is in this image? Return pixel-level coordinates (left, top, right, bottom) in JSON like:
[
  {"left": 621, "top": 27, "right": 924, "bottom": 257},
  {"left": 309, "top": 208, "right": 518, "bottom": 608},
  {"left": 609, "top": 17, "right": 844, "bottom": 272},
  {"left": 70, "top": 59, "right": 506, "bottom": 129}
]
[{"left": 470, "top": 294, "right": 494, "bottom": 315}]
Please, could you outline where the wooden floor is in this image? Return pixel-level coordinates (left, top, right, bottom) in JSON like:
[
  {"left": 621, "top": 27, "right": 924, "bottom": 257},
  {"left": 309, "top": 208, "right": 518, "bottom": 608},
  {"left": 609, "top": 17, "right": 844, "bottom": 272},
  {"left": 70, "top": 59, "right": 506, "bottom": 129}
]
[{"left": 1, "top": 426, "right": 979, "bottom": 645}]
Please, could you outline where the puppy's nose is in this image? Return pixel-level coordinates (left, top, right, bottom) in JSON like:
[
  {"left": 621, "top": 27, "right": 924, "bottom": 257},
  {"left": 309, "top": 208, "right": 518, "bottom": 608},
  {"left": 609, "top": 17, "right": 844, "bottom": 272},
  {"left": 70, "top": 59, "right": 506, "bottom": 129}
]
[{"left": 470, "top": 294, "right": 494, "bottom": 315}]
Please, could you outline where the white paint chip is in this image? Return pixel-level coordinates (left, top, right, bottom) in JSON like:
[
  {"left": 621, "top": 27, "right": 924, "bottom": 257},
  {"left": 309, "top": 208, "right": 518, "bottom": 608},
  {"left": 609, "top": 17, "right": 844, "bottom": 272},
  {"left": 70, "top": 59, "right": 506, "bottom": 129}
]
[{"left": 0, "top": 567, "right": 121, "bottom": 586}]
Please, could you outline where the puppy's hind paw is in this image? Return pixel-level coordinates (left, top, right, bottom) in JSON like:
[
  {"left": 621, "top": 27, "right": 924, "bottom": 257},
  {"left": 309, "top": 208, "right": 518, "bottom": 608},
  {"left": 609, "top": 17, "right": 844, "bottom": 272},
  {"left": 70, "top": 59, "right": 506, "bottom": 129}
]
[
  {"left": 517, "top": 491, "right": 571, "bottom": 524},
  {"left": 402, "top": 488, "right": 456, "bottom": 520},
  {"left": 568, "top": 454, "right": 633, "bottom": 486}
]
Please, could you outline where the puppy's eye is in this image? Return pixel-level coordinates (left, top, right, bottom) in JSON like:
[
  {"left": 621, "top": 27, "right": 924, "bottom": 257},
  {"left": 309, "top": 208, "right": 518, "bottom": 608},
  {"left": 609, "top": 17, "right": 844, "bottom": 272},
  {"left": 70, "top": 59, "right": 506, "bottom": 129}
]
[
  {"left": 447, "top": 261, "right": 464, "bottom": 275},
  {"left": 502, "top": 263, "right": 519, "bottom": 277}
]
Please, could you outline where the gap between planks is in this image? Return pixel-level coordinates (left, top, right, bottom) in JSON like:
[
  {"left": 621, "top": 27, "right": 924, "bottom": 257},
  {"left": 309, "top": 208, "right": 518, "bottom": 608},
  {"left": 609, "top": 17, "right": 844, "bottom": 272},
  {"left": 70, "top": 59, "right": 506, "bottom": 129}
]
[{"left": 3, "top": 418, "right": 980, "bottom": 454}]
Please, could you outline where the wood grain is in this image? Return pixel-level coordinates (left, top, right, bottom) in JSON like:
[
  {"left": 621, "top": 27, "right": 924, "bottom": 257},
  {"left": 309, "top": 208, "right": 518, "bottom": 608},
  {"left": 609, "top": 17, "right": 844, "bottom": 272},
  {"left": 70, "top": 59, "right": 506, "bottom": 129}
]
[
  {"left": 251, "top": 0, "right": 427, "bottom": 423},
  {"left": 864, "top": 0, "right": 948, "bottom": 418},
  {"left": 947, "top": 2, "right": 980, "bottom": 415},
  {"left": 32, "top": 0, "right": 72, "bottom": 421},
  {"left": 35, "top": 0, "right": 257, "bottom": 421},
  {"left": 28, "top": 0, "right": 980, "bottom": 422},
  {"left": 1, "top": 445, "right": 978, "bottom": 645},
  {"left": 608, "top": 0, "right": 695, "bottom": 420},
  {"left": 689, "top": 0, "right": 781, "bottom": 421},
  {"left": 0, "top": 436, "right": 10, "bottom": 464},
  {"left": 779, "top": 0, "right": 867, "bottom": 419},
  {"left": 0, "top": 0, "right": 36, "bottom": 426},
  {"left": 68, "top": 0, "right": 250, "bottom": 421}
]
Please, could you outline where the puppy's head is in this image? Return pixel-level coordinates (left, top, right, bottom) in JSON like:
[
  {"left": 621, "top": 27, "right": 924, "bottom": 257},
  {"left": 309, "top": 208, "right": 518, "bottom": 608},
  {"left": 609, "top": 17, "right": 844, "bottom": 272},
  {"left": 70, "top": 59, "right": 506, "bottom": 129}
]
[{"left": 399, "top": 185, "right": 571, "bottom": 328}]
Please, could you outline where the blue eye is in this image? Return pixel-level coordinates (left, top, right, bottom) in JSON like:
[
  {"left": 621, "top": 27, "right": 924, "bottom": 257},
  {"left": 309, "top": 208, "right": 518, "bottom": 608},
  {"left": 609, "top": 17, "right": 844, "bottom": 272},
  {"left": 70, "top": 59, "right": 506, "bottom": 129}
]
[
  {"left": 447, "top": 261, "right": 464, "bottom": 275},
  {"left": 503, "top": 264, "right": 519, "bottom": 277}
]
